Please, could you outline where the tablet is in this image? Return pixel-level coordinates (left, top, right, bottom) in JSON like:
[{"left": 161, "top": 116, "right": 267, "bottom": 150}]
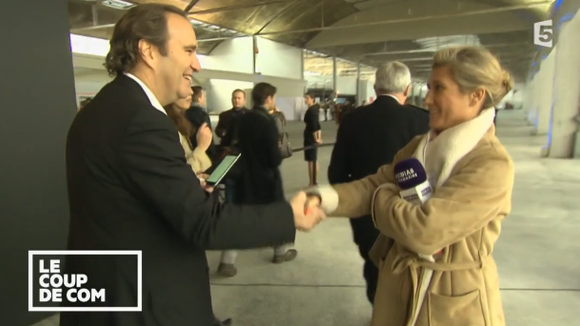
[{"left": 205, "top": 154, "right": 241, "bottom": 186}]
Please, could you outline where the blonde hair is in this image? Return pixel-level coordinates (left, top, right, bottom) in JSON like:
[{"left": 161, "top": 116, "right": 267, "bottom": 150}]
[{"left": 432, "top": 46, "right": 513, "bottom": 108}]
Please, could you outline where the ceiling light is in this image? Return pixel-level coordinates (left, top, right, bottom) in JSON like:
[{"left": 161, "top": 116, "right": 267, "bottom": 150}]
[
  {"left": 415, "top": 35, "right": 480, "bottom": 51},
  {"left": 190, "top": 19, "right": 245, "bottom": 36},
  {"left": 100, "top": 0, "right": 135, "bottom": 10},
  {"left": 190, "top": 19, "right": 205, "bottom": 27}
]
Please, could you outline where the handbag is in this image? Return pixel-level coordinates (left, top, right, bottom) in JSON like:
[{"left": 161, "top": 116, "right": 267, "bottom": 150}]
[
  {"left": 279, "top": 131, "right": 293, "bottom": 159},
  {"left": 256, "top": 109, "right": 293, "bottom": 159}
]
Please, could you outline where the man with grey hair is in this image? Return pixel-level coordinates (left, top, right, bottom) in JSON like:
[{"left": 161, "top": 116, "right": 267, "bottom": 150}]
[
  {"left": 328, "top": 61, "right": 429, "bottom": 306},
  {"left": 374, "top": 61, "right": 412, "bottom": 102}
]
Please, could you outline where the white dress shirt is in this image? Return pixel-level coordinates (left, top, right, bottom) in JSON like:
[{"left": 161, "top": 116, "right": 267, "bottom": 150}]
[{"left": 124, "top": 72, "right": 166, "bottom": 116}]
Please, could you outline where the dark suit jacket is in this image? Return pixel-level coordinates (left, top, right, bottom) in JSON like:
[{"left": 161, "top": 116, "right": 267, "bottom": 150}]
[
  {"left": 232, "top": 107, "right": 284, "bottom": 204},
  {"left": 61, "top": 75, "right": 295, "bottom": 326},
  {"left": 327, "top": 95, "right": 429, "bottom": 244},
  {"left": 184, "top": 103, "right": 217, "bottom": 160},
  {"left": 215, "top": 107, "right": 249, "bottom": 140}
]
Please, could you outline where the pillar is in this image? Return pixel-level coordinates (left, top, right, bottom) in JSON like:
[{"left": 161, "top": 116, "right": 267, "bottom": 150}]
[
  {"left": 546, "top": 15, "right": 580, "bottom": 158},
  {"left": 332, "top": 56, "right": 337, "bottom": 95},
  {"left": 0, "top": 0, "right": 76, "bottom": 325},
  {"left": 252, "top": 35, "right": 258, "bottom": 74},
  {"left": 533, "top": 53, "right": 554, "bottom": 137},
  {"left": 356, "top": 62, "right": 361, "bottom": 105}
]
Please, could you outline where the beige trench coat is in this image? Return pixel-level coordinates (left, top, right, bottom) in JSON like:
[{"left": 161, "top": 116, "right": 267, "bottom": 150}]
[
  {"left": 327, "top": 125, "right": 514, "bottom": 326},
  {"left": 179, "top": 133, "right": 212, "bottom": 173}
]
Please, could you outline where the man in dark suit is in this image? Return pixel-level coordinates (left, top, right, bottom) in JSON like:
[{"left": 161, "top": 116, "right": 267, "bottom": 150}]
[
  {"left": 185, "top": 85, "right": 217, "bottom": 160},
  {"left": 215, "top": 89, "right": 249, "bottom": 146},
  {"left": 327, "top": 61, "right": 429, "bottom": 306},
  {"left": 61, "top": 4, "right": 325, "bottom": 326}
]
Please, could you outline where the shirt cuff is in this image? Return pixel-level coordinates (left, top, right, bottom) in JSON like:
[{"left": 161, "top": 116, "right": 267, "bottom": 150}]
[{"left": 305, "top": 185, "right": 339, "bottom": 214}]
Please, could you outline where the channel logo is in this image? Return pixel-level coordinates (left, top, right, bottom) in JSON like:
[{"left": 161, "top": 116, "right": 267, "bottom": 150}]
[
  {"left": 534, "top": 20, "right": 553, "bottom": 48},
  {"left": 28, "top": 250, "right": 142, "bottom": 312}
]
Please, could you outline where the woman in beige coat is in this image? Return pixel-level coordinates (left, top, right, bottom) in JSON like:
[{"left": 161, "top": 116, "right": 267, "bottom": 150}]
[
  {"left": 164, "top": 96, "right": 214, "bottom": 174},
  {"left": 309, "top": 46, "right": 515, "bottom": 326}
]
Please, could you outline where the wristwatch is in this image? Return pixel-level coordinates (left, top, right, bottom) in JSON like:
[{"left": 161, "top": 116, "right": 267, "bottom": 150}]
[{"left": 304, "top": 192, "right": 322, "bottom": 212}]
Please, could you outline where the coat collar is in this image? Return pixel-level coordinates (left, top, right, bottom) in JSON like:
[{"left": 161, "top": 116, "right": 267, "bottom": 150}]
[
  {"left": 376, "top": 94, "right": 401, "bottom": 104},
  {"left": 122, "top": 73, "right": 166, "bottom": 115},
  {"left": 370, "top": 95, "right": 403, "bottom": 108},
  {"left": 190, "top": 102, "right": 207, "bottom": 112}
]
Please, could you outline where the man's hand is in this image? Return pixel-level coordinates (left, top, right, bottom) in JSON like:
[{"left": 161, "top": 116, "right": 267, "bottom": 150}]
[
  {"left": 196, "top": 173, "right": 214, "bottom": 193},
  {"left": 290, "top": 192, "right": 326, "bottom": 231},
  {"left": 196, "top": 123, "right": 213, "bottom": 152}
]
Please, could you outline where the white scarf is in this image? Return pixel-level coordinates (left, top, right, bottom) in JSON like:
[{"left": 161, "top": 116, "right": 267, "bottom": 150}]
[{"left": 413, "top": 107, "right": 496, "bottom": 189}]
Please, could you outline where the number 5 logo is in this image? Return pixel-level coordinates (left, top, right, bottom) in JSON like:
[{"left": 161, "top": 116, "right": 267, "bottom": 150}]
[{"left": 534, "top": 20, "right": 553, "bottom": 48}]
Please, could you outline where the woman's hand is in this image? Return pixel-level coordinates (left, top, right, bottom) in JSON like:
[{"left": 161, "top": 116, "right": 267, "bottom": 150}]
[
  {"left": 196, "top": 123, "right": 213, "bottom": 152},
  {"left": 196, "top": 173, "right": 214, "bottom": 193}
]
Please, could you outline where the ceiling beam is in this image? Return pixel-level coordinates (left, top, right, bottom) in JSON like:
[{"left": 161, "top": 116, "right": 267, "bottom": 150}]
[
  {"left": 258, "top": 1, "right": 551, "bottom": 37},
  {"left": 357, "top": 42, "right": 533, "bottom": 57},
  {"left": 255, "top": 0, "right": 304, "bottom": 34},
  {"left": 183, "top": 0, "right": 201, "bottom": 12},
  {"left": 188, "top": 0, "right": 292, "bottom": 15}
]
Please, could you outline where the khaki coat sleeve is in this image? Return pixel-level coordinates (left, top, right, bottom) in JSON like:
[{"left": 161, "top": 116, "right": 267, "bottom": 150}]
[
  {"left": 372, "top": 144, "right": 514, "bottom": 255},
  {"left": 187, "top": 147, "right": 212, "bottom": 174},
  {"left": 313, "top": 137, "right": 420, "bottom": 218}
]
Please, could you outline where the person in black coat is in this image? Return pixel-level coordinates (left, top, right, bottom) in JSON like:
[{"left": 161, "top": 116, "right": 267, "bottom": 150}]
[
  {"left": 328, "top": 61, "right": 430, "bottom": 306},
  {"left": 217, "top": 83, "right": 298, "bottom": 276},
  {"left": 60, "top": 5, "right": 324, "bottom": 326},
  {"left": 234, "top": 83, "right": 285, "bottom": 205}
]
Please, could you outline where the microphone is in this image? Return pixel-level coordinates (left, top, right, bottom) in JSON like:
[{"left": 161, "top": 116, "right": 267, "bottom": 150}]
[
  {"left": 393, "top": 158, "right": 433, "bottom": 205},
  {"left": 394, "top": 158, "right": 442, "bottom": 256}
]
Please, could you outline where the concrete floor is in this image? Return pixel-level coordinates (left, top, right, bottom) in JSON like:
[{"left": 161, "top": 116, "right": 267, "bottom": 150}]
[{"left": 32, "top": 110, "right": 580, "bottom": 326}]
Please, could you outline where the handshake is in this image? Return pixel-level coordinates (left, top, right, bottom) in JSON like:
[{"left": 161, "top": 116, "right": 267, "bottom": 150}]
[{"left": 289, "top": 191, "right": 326, "bottom": 232}]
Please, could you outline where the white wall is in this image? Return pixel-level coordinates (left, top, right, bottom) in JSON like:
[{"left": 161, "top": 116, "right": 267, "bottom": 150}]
[
  {"left": 206, "top": 79, "right": 254, "bottom": 113},
  {"left": 255, "top": 37, "right": 303, "bottom": 79},
  {"left": 199, "top": 37, "right": 254, "bottom": 74},
  {"left": 199, "top": 36, "right": 304, "bottom": 80},
  {"left": 336, "top": 76, "right": 357, "bottom": 95},
  {"left": 358, "top": 79, "right": 375, "bottom": 105}
]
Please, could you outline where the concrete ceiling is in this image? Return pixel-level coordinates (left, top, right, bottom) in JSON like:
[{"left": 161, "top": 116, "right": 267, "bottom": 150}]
[{"left": 68, "top": 0, "right": 557, "bottom": 82}]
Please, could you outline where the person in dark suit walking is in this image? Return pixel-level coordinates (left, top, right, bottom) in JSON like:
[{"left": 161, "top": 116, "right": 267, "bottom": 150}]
[
  {"left": 327, "top": 61, "right": 429, "bottom": 306},
  {"left": 217, "top": 83, "right": 299, "bottom": 276},
  {"left": 61, "top": 4, "right": 325, "bottom": 326}
]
